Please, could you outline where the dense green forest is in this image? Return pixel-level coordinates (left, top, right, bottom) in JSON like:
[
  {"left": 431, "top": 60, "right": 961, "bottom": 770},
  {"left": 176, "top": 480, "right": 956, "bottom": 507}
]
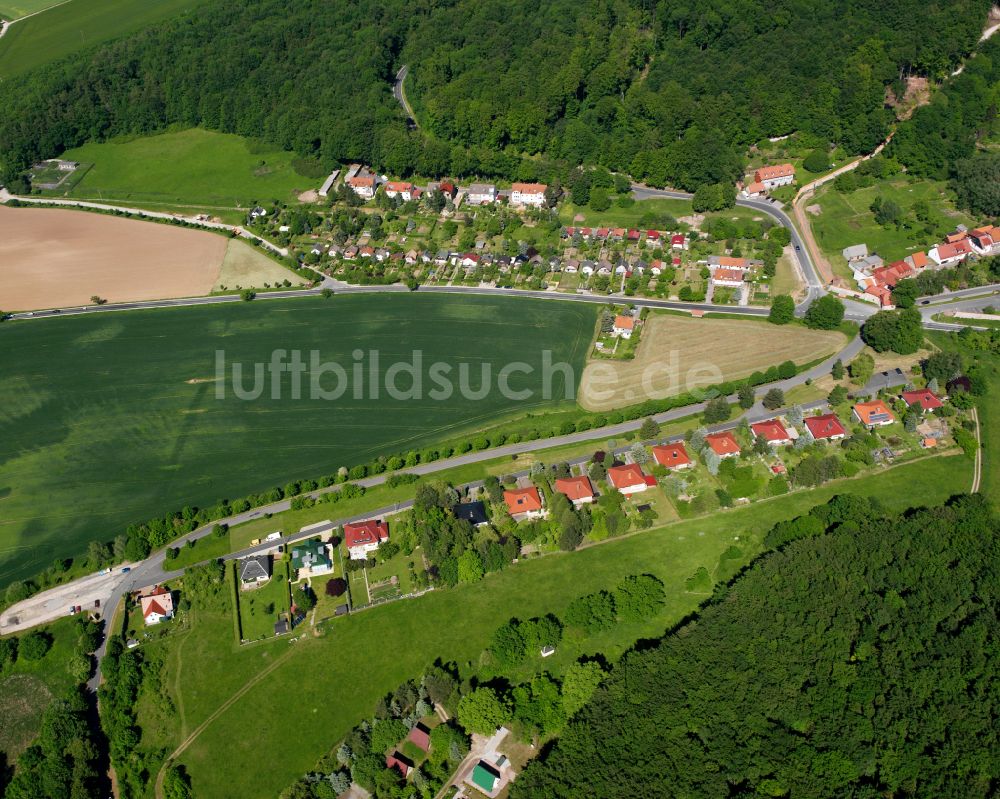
[
  {"left": 512, "top": 493, "right": 1000, "bottom": 798},
  {"left": 0, "top": 0, "right": 991, "bottom": 191}
]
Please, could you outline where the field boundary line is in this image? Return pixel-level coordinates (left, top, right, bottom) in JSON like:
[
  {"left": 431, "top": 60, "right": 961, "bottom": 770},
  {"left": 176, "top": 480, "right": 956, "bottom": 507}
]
[{"left": 971, "top": 407, "right": 982, "bottom": 493}]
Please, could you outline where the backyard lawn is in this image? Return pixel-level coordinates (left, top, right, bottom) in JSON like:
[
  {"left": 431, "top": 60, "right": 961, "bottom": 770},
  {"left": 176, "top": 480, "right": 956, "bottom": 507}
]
[
  {"left": 809, "top": 175, "right": 975, "bottom": 281},
  {"left": 152, "top": 452, "right": 970, "bottom": 799},
  {"left": 236, "top": 563, "right": 291, "bottom": 642},
  {"left": 558, "top": 198, "right": 693, "bottom": 227}
]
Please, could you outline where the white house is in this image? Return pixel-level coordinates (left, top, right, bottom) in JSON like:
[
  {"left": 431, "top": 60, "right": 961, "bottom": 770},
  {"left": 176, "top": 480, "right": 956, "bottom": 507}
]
[
  {"left": 928, "top": 240, "right": 973, "bottom": 267},
  {"left": 466, "top": 183, "right": 497, "bottom": 204},
  {"left": 613, "top": 314, "right": 635, "bottom": 338},
  {"left": 510, "top": 182, "right": 547, "bottom": 207},
  {"left": 344, "top": 520, "right": 390, "bottom": 560},
  {"left": 754, "top": 163, "right": 795, "bottom": 189},
  {"left": 140, "top": 587, "right": 174, "bottom": 626},
  {"left": 842, "top": 244, "right": 868, "bottom": 262},
  {"left": 607, "top": 464, "right": 651, "bottom": 495},
  {"left": 384, "top": 181, "right": 415, "bottom": 201},
  {"left": 348, "top": 175, "right": 378, "bottom": 200},
  {"left": 742, "top": 181, "right": 765, "bottom": 198}
]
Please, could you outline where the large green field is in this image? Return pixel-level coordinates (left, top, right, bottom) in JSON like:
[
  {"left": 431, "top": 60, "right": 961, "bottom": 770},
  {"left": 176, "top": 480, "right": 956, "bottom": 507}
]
[
  {"left": 150, "top": 454, "right": 971, "bottom": 799},
  {"left": 810, "top": 175, "right": 976, "bottom": 281},
  {"left": 0, "top": 0, "right": 212, "bottom": 77},
  {"left": 56, "top": 128, "right": 312, "bottom": 212},
  {"left": 0, "top": 0, "right": 64, "bottom": 21},
  {"left": 0, "top": 294, "right": 595, "bottom": 585}
]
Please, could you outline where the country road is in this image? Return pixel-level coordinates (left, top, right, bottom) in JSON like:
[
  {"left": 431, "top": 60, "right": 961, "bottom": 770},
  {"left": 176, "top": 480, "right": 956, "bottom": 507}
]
[{"left": 393, "top": 64, "right": 418, "bottom": 128}]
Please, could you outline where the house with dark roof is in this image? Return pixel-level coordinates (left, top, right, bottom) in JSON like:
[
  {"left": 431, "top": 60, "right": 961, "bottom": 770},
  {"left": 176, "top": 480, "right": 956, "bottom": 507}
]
[
  {"left": 454, "top": 501, "right": 489, "bottom": 527},
  {"left": 239, "top": 554, "right": 271, "bottom": 588},
  {"left": 290, "top": 539, "right": 333, "bottom": 576},
  {"left": 859, "top": 368, "right": 907, "bottom": 397}
]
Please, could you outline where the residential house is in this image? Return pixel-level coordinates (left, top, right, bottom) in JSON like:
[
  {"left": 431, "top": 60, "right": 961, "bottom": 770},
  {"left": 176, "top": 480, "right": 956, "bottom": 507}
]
[
  {"left": 510, "top": 182, "right": 548, "bottom": 207},
  {"left": 239, "top": 555, "right": 271, "bottom": 588},
  {"left": 504, "top": 486, "right": 546, "bottom": 519},
  {"left": 803, "top": 413, "right": 847, "bottom": 441},
  {"left": 671, "top": 234, "right": 687, "bottom": 250},
  {"left": 563, "top": 259, "right": 580, "bottom": 273},
  {"left": 969, "top": 225, "right": 1000, "bottom": 255},
  {"left": 607, "top": 463, "right": 654, "bottom": 495},
  {"left": 613, "top": 314, "right": 635, "bottom": 338},
  {"left": 742, "top": 181, "right": 766, "bottom": 198},
  {"left": 471, "top": 762, "right": 502, "bottom": 795},
  {"left": 554, "top": 476, "right": 596, "bottom": 506},
  {"left": 406, "top": 723, "right": 431, "bottom": 753},
  {"left": 751, "top": 419, "right": 793, "bottom": 446},
  {"left": 904, "top": 251, "right": 930, "bottom": 271},
  {"left": 859, "top": 368, "right": 907, "bottom": 397},
  {"left": 386, "top": 752, "right": 413, "bottom": 778},
  {"left": 652, "top": 442, "right": 692, "bottom": 470},
  {"left": 580, "top": 260, "right": 596, "bottom": 276},
  {"left": 704, "top": 431, "right": 740, "bottom": 458},
  {"left": 646, "top": 230, "right": 661, "bottom": 243},
  {"left": 711, "top": 267, "right": 747, "bottom": 287},
  {"left": 610, "top": 228, "right": 626, "bottom": 241},
  {"left": 453, "top": 501, "right": 489, "bottom": 526},
  {"left": 595, "top": 228, "right": 610, "bottom": 241},
  {"left": 649, "top": 260, "right": 663, "bottom": 276},
  {"left": 627, "top": 228, "right": 641, "bottom": 242},
  {"left": 842, "top": 244, "right": 868, "bottom": 262},
  {"left": 344, "top": 245, "right": 358, "bottom": 259},
  {"left": 348, "top": 175, "right": 378, "bottom": 200},
  {"left": 359, "top": 245, "right": 375, "bottom": 258},
  {"left": 384, "top": 181, "right": 415, "bottom": 201},
  {"left": 343, "top": 520, "right": 390, "bottom": 560},
  {"left": 853, "top": 399, "right": 895, "bottom": 429},
  {"left": 290, "top": 539, "right": 333, "bottom": 575},
  {"left": 466, "top": 183, "right": 497, "bottom": 205},
  {"left": 928, "top": 240, "right": 973, "bottom": 267},
  {"left": 901, "top": 388, "right": 943, "bottom": 412},
  {"left": 140, "top": 586, "right": 174, "bottom": 626},
  {"left": 754, "top": 163, "right": 795, "bottom": 189}
]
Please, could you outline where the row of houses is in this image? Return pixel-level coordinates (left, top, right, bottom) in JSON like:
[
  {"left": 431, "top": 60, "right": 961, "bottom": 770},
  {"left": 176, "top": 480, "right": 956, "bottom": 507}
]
[
  {"left": 340, "top": 165, "right": 548, "bottom": 207},
  {"left": 846, "top": 223, "right": 1000, "bottom": 307},
  {"left": 563, "top": 227, "right": 689, "bottom": 249}
]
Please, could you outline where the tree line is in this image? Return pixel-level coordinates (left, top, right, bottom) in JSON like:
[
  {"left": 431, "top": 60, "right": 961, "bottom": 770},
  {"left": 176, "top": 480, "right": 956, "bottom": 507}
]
[{"left": 512, "top": 492, "right": 1000, "bottom": 798}]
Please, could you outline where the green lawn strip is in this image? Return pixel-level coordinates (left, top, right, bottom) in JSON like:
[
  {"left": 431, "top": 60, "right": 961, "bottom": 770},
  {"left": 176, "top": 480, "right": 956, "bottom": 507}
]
[
  {"left": 557, "top": 198, "right": 693, "bottom": 227},
  {"left": 0, "top": 0, "right": 215, "bottom": 77},
  {"left": 0, "top": 293, "right": 595, "bottom": 585},
  {"left": 172, "top": 453, "right": 969, "bottom": 798},
  {"left": 169, "top": 532, "right": 232, "bottom": 570}
]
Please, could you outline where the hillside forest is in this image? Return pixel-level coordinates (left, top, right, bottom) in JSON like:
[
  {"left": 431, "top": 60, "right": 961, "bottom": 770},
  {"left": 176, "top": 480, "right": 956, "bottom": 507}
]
[{"left": 0, "top": 0, "right": 993, "bottom": 195}]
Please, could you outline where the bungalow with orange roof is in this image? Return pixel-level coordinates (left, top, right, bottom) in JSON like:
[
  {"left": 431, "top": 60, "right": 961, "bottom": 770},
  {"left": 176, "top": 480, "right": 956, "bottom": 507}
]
[
  {"left": 554, "top": 475, "right": 596, "bottom": 506},
  {"left": 750, "top": 419, "right": 793, "bottom": 446},
  {"left": 510, "top": 182, "right": 547, "bottom": 207},
  {"left": 904, "top": 251, "right": 930, "bottom": 271},
  {"left": 754, "top": 163, "right": 795, "bottom": 189},
  {"left": 741, "top": 181, "right": 766, "bottom": 198},
  {"left": 803, "top": 413, "right": 847, "bottom": 441},
  {"left": 704, "top": 431, "right": 741, "bottom": 458},
  {"left": 853, "top": 399, "right": 895, "bottom": 429},
  {"left": 607, "top": 463, "right": 655, "bottom": 495},
  {"left": 384, "top": 181, "right": 415, "bottom": 201},
  {"left": 612, "top": 314, "right": 635, "bottom": 338},
  {"left": 901, "top": 388, "right": 943, "bottom": 413},
  {"left": 504, "top": 486, "right": 546, "bottom": 519},
  {"left": 652, "top": 442, "right": 692, "bottom": 470}
]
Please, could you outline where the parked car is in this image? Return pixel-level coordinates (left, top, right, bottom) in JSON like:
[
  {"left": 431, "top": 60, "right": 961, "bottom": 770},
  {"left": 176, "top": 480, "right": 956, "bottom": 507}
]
[
  {"left": 121, "top": 567, "right": 131, "bottom": 573},
  {"left": 94, "top": 599, "right": 101, "bottom": 608}
]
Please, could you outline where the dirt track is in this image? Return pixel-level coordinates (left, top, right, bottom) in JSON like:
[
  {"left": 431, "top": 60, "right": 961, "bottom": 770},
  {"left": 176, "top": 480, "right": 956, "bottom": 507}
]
[{"left": 0, "top": 205, "right": 226, "bottom": 310}]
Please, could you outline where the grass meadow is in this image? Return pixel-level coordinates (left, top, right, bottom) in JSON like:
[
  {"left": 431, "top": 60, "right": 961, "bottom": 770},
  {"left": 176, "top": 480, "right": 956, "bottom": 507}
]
[
  {"left": 0, "top": 0, "right": 212, "bottom": 76},
  {"left": 0, "top": 0, "right": 65, "bottom": 19},
  {"left": 152, "top": 454, "right": 971, "bottom": 799},
  {"left": 0, "top": 294, "right": 595, "bottom": 585},
  {"left": 809, "top": 175, "right": 975, "bottom": 280},
  {"left": 58, "top": 129, "right": 312, "bottom": 212}
]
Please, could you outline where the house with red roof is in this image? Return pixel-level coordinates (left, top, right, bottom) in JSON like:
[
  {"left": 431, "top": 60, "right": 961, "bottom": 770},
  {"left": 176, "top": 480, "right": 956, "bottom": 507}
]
[
  {"left": 348, "top": 175, "right": 378, "bottom": 200},
  {"left": 901, "top": 388, "right": 943, "bottom": 412},
  {"left": 607, "top": 464, "right": 655, "bottom": 495},
  {"left": 627, "top": 229, "right": 641, "bottom": 241},
  {"left": 646, "top": 230, "right": 660, "bottom": 242},
  {"left": 140, "top": 586, "right": 174, "bottom": 626},
  {"left": 754, "top": 163, "right": 795, "bottom": 189},
  {"left": 344, "top": 519, "right": 390, "bottom": 560},
  {"left": 384, "top": 181, "right": 415, "bottom": 201},
  {"left": 386, "top": 752, "right": 413, "bottom": 778},
  {"left": 613, "top": 314, "right": 635, "bottom": 338},
  {"left": 704, "top": 431, "right": 740, "bottom": 458},
  {"left": 554, "top": 475, "right": 596, "bottom": 505},
  {"left": 595, "top": 228, "right": 610, "bottom": 240},
  {"left": 803, "top": 413, "right": 847, "bottom": 441},
  {"left": 652, "top": 442, "right": 692, "bottom": 470},
  {"left": 510, "top": 182, "right": 547, "bottom": 207},
  {"left": 969, "top": 225, "right": 1000, "bottom": 255},
  {"left": 751, "top": 419, "right": 793, "bottom": 446},
  {"left": 671, "top": 234, "right": 687, "bottom": 250},
  {"left": 928, "top": 239, "right": 973, "bottom": 267},
  {"left": 504, "top": 486, "right": 546, "bottom": 519},
  {"left": 853, "top": 399, "right": 895, "bottom": 429},
  {"left": 742, "top": 181, "right": 766, "bottom": 198},
  {"left": 406, "top": 723, "right": 431, "bottom": 753}
]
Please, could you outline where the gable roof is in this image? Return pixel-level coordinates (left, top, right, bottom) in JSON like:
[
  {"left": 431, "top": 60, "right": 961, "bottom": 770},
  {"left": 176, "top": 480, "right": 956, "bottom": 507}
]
[
  {"left": 386, "top": 752, "right": 413, "bottom": 777},
  {"left": 472, "top": 762, "right": 501, "bottom": 792},
  {"left": 141, "top": 590, "right": 173, "bottom": 620},
  {"left": 854, "top": 399, "right": 895, "bottom": 425},
  {"left": 705, "top": 431, "right": 740, "bottom": 456},
  {"left": 614, "top": 314, "right": 635, "bottom": 330},
  {"left": 512, "top": 182, "right": 547, "bottom": 193},
  {"left": 343, "top": 520, "right": 389, "bottom": 549},
  {"left": 651, "top": 442, "right": 691, "bottom": 469},
  {"left": 554, "top": 475, "right": 595, "bottom": 502},
  {"left": 406, "top": 723, "right": 431, "bottom": 752},
  {"left": 713, "top": 267, "right": 746, "bottom": 283},
  {"left": 803, "top": 413, "right": 847, "bottom": 440},
  {"left": 755, "top": 163, "right": 795, "bottom": 180},
  {"left": 901, "top": 388, "right": 943, "bottom": 411},
  {"left": 453, "top": 501, "right": 489, "bottom": 526},
  {"left": 504, "top": 486, "right": 543, "bottom": 514},
  {"left": 607, "top": 463, "right": 647, "bottom": 489},
  {"left": 751, "top": 419, "right": 791, "bottom": 442}
]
